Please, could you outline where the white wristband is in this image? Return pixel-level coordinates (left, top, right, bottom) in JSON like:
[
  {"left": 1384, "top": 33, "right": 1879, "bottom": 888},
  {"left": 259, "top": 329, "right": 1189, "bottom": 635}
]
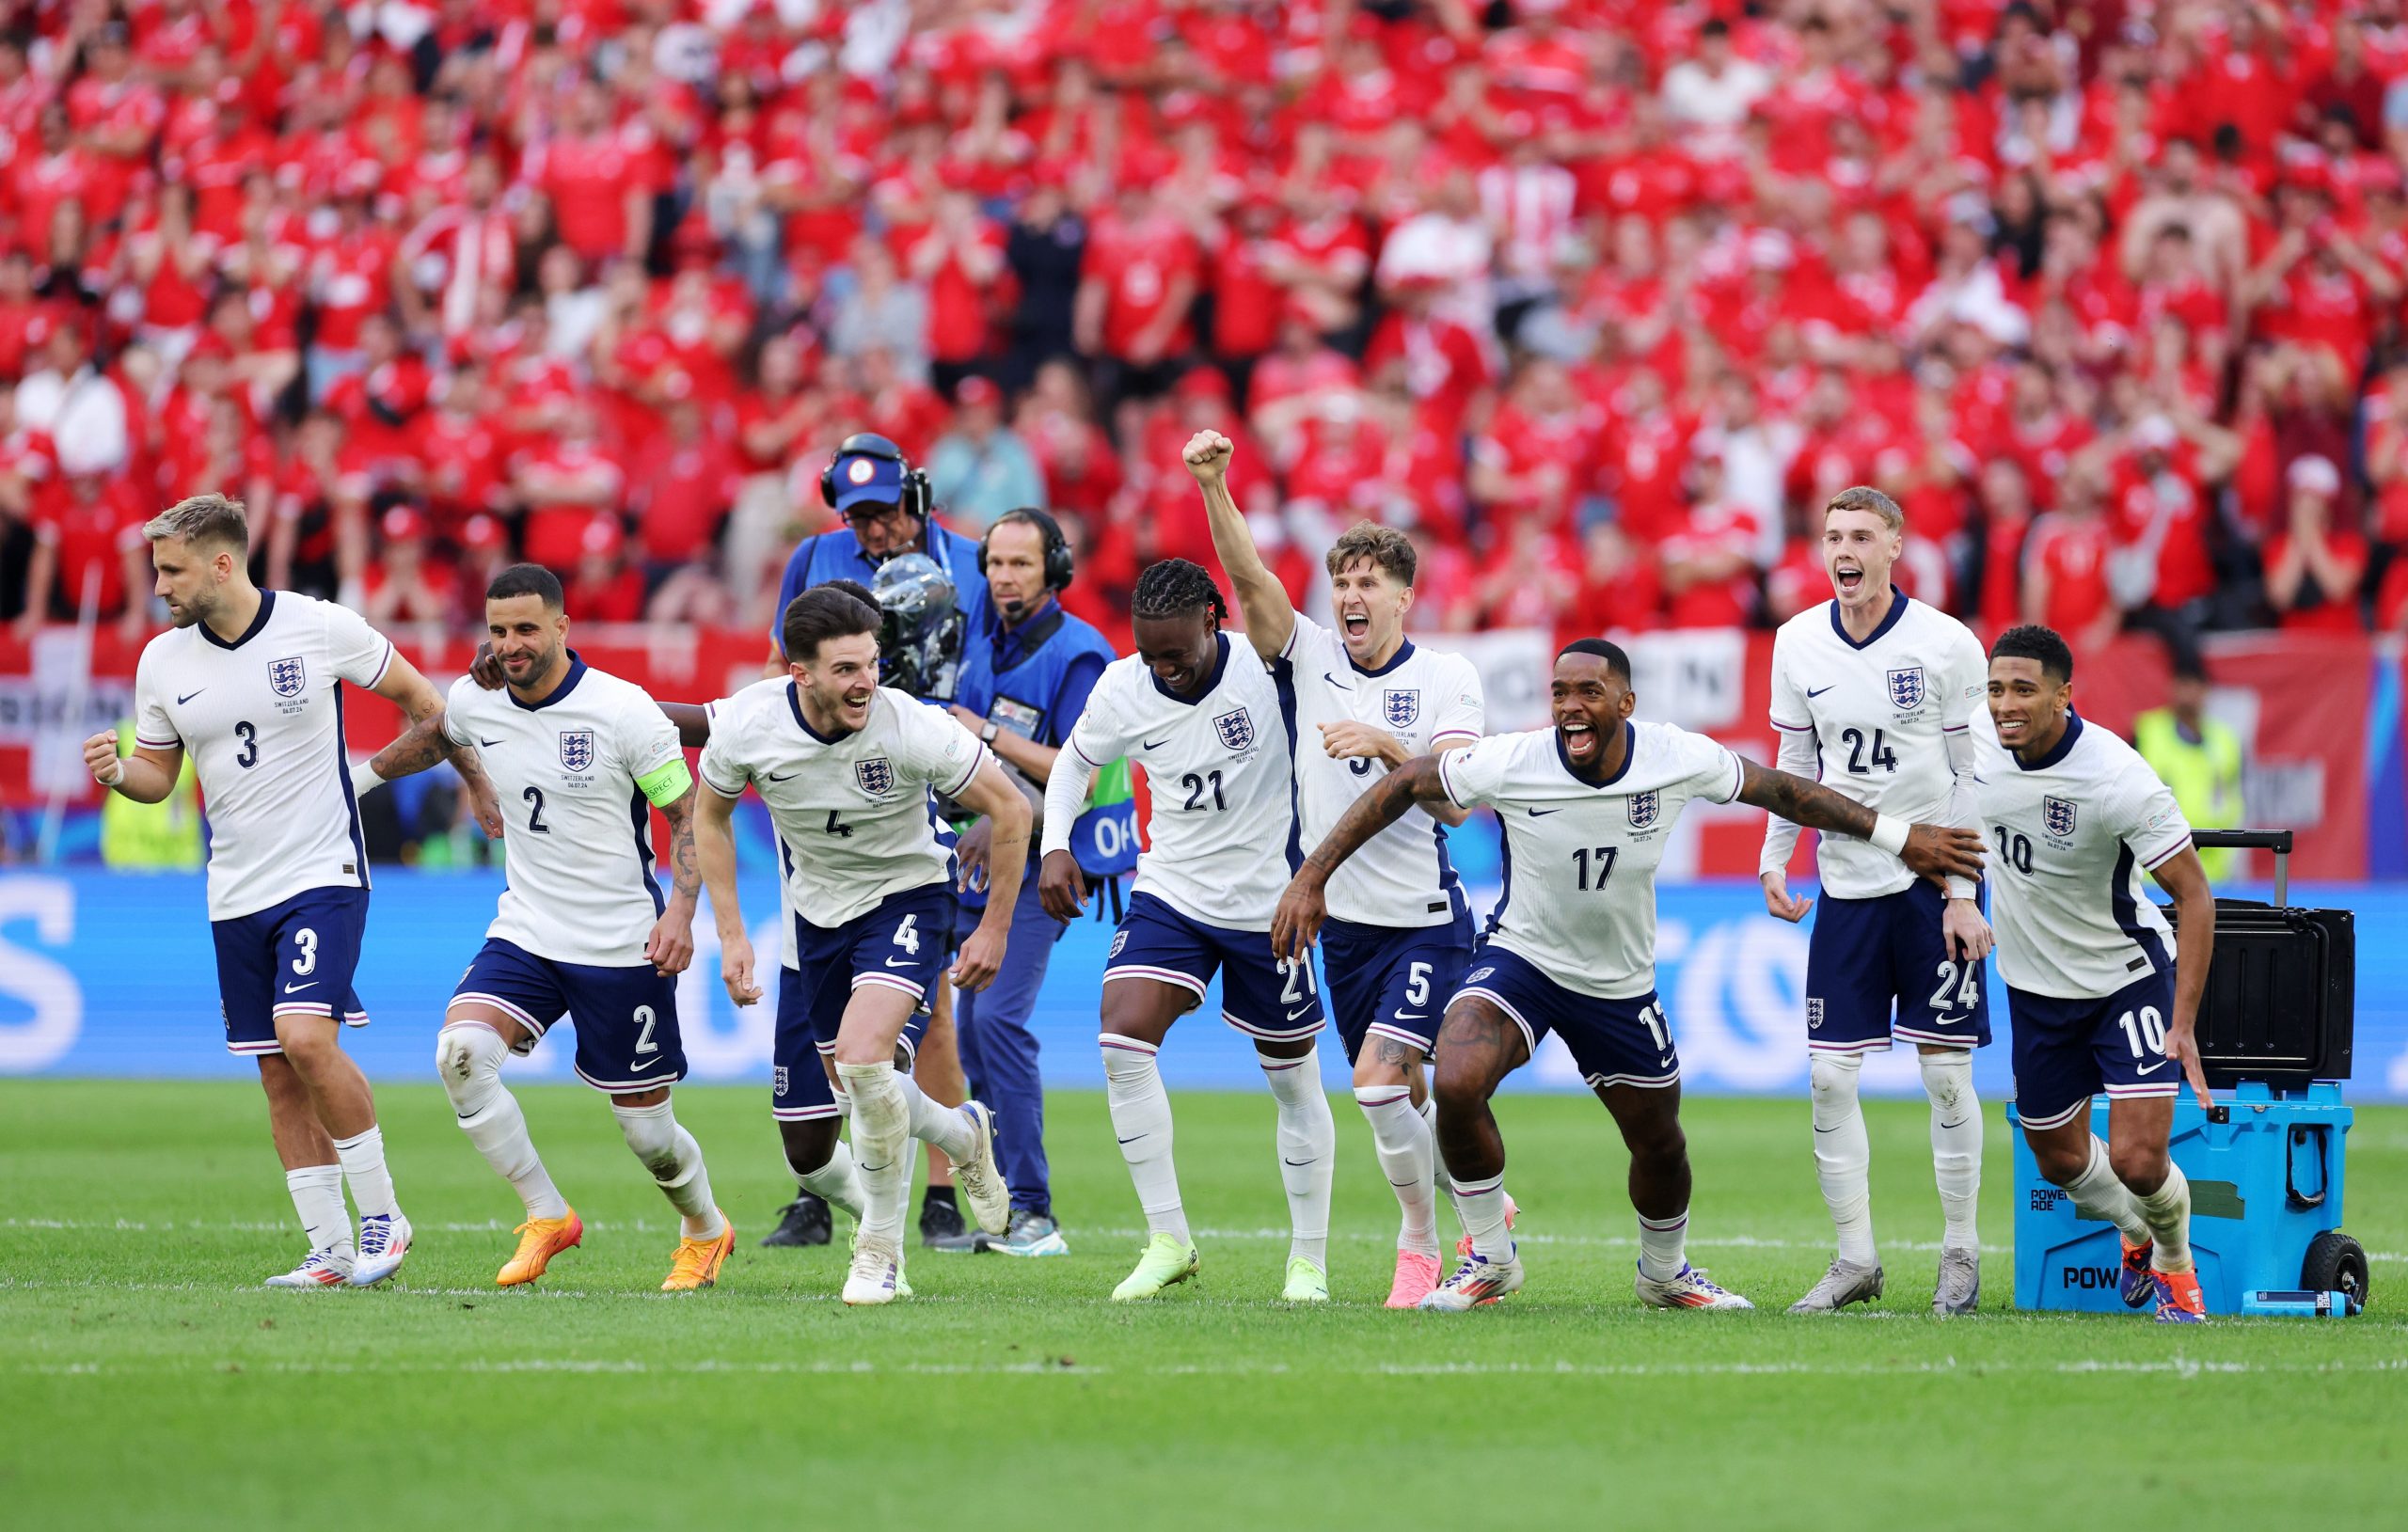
[
  {"left": 348, "top": 758, "right": 388, "bottom": 795},
  {"left": 95, "top": 757, "right": 125, "bottom": 788},
  {"left": 1869, "top": 814, "right": 1910, "bottom": 858}
]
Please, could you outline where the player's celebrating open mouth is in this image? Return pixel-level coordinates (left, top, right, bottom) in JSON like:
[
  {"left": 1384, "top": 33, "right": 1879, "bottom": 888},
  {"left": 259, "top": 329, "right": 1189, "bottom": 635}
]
[
  {"left": 1274, "top": 640, "right": 1987, "bottom": 1312},
  {"left": 1974, "top": 626, "right": 2217, "bottom": 1323},
  {"left": 695, "top": 582, "right": 1026, "bottom": 1305},
  {"left": 1189, "top": 428, "right": 1497, "bottom": 1308},
  {"left": 1038, "top": 548, "right": 1336, "bottom": 1304},
  {"left": 368, "top": 564, "right": 735, "bottom": 1290},
  {"left": 1760, "top": 485, "right": 1996, "bottom": 1316},
  {"left": 85, "top": 494, "right": 500, "bottom": 1288}
]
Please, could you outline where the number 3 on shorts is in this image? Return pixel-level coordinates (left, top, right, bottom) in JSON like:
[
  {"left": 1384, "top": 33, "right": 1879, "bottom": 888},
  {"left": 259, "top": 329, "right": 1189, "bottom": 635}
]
[{"left": 894, "top": 913, "right": 920, "bottom": 956}]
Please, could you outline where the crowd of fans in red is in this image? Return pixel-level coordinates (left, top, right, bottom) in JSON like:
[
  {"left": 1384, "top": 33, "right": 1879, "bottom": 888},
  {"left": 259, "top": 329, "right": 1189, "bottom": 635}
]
[{"left": 6, "top": 0, "right": 2408, "bottom": 655}]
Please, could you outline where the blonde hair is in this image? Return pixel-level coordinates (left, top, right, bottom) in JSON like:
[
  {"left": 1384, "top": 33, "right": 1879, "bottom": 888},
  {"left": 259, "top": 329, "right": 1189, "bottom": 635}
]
[
  {"left": 143, "top": 493, "right": 250, "bottom": 554},
  {"left": 1824, "top": 485, "right": 1904, "bottom": 533}
]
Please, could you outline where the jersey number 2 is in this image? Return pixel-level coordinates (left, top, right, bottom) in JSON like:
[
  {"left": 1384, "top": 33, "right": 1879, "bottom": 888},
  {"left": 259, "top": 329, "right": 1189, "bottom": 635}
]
[{"left": 522, "top": 786, "right": 550, "bottom": 834}]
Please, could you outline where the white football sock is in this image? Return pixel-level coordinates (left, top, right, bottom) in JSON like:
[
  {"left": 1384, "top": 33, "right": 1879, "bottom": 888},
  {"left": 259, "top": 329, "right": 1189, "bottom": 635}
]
[
  {"left": 2135, "top": 1161, "right": 2194, "bottom": 1273},
  {"left": 1920, "top": 1050, "right": 1983, "bottom": 1253},
  {"left": 1637, "top": 1209, "right": 1688, "bottom": 1283},
  {"left": 1418, "top": 1097, "right": 1456, "bottom": 1196},
  {"left": 2064, "top": 1134, "right": 2151, "bottom": 1245},
  {"left": 898, "top": 1073, "right": 974, "bottom": 1161},
  {"left": 792, "top": 1139, "right": 866, "bottom": 1224},
  {"left": 1451, "top": 1172, "right": 1513, "bottom": 1263},
  {"left": 1356, "top": 1084, "right": 1439, "bottom": 1256},
  {"left": 835, "top": 1061, "right": 911, "bottom": 1249},
  {"left": 284, "top": 1164, "right": 353, "bottom": 1256},
  {"left": 330, "top": 1125, "right": 398, "bottom": 1221},
  {"left": 1809, "top": 1051, "right": 1877, "bottom": 1265},
  {"left": 611, "top": 1098, "right": 723, "bottom": 1240},
  {"left": 1101, "top": 1035, "right": 1189, "bottom": 1245},
  {"left": 438, "top": 1022, "right": 569, "bottom": 1220},
  {"left": 1259, "top": 1048, "right": 1335, "bottom": 1270}
]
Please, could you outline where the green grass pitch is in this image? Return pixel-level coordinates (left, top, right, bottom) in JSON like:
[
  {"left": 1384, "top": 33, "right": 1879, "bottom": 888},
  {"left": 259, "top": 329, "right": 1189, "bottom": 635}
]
[{"left": 2, "top": 1080, "right": 2403, "bottom": 1530}]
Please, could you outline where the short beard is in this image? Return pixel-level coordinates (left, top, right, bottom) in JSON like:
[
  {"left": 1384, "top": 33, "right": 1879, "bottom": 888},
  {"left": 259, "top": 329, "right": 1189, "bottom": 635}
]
[{"left": 169, "top": 586, "right": 216, "bottom": 629}]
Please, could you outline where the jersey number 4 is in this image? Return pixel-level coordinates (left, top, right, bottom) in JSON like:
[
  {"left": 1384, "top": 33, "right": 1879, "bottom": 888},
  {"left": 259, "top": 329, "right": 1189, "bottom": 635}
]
[{"left": 1840, "top": 727, "right": 1898, "bottom": 775}]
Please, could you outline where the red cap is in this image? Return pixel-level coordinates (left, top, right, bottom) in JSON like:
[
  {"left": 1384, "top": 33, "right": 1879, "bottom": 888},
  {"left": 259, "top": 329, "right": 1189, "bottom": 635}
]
[
  {"left": 380, "top": 505, "right": 427, "bottom": 542},
  {"left": 579, "top": 514, "right": 624, "bottom": 558},
  {"left": 460, "top": 513, "right": 505, "bottom": 550},
  {"left": 956, "top": 374, "right": 1001, "bottom": 407}
]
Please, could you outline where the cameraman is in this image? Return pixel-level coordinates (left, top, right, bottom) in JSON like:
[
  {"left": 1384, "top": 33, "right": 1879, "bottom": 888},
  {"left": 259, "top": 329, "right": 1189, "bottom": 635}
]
[
  {"left": 933, "top": 508, "right": 1133, "bottom": 1256},
  {"left": 759, "top": 433, "right": 987, "bottom": 1248}
]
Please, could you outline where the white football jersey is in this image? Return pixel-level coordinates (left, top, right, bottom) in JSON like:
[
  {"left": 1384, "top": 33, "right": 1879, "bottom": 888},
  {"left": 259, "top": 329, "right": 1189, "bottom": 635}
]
[
  {"left": 133, "top": 592, "right": 395, "bottom": 921},
  {"left": 1280, "top": 614, "right": 1483, "bottom": 927},
  {"left": 1764, "top": 594, "right": 1986, "bottom": 898},
  {"left": 1443, "top": 720, "right": 1745, "bottom": 1000},
  {"left": 1062, "top": 632, "right": 1297, "bottom": 931},
  {"left": 443, "top": 658, "right": 686, "bottom": 967},
  {"left": 1971, "top": 709, "right": 2193, "bottom": 1001},
  {"left": 700, "top": 681, "right": 986, "bottom": 932}
]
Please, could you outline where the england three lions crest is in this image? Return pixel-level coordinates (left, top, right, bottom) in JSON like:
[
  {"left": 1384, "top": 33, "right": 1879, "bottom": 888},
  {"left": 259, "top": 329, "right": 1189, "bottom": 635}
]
[
  {"left": 1886, "top": 666, "right": 1925, "bottom": 710},
  {"left": 267, "top": 655, "right": 307, "bottom": 699},
  {"left": 558, "top": 730, "right": 596, "bottom": 772},
  {"left": 1627, "top": 790, "right": 1660, "bottom": 829},
  {"left": 855, "top": 757, "right": 896, "bottom": 797},
  {"left": 1383, "top": 689, "right": 1419, "bottom": 728},
  {"left": 1213, "top": 706, "right": 1255, "bottom": 752},
  {"left": 2043, "top": 796, "right": 2078, "bottom": 838}
]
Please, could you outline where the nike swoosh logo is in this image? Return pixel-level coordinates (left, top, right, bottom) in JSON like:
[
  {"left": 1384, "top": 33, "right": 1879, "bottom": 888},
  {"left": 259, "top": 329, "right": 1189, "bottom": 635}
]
[
  {"left": 1807, "top": 686, "right": 1835, "bottom": 698},
  {"left": 628, "top": 1055, "right": 664, "bottom": 1072},
  {"left": 1284, "top": 1006, "right": 1313, "bottom": 1021},
  {"left": 766, "top": 771, "right": 797, "bottom": 782},
  {"left": 1657, "top": 1054, "right": 1675, "bottom": 1068},
  {"left": 1117, "top": 1134, "right": 1146, "bottom": 1145},
  {"left": 2133, "top": 1059, "right": 2169, "bottom": 1077},
  {"left": 884, "top": 956, "right": 918, "bottom": 969},
  {"left": 1282, "top": 1158, "right": 1315, "bottom": 1167},
  {"left": 1143, "top": 738, "right": 1169, "bottom": 750},
  {"left": 478, "top": 737, "right": 503, "bottom": 749},
  {"left": 1393, "top": 1011, "right": 1425, "bottom": 1021},
  {"left": 283, "top": 982, "right": 317, "bottom": 995},
  {"left": 1323, "top": 672, "right": 1354, "bottom": 690},
  {"left": 177, "top": 689, "right": 206, "bottom": 704},
  {"left": 1527, "top": 807, "right": 1562, "bottom": 816}
]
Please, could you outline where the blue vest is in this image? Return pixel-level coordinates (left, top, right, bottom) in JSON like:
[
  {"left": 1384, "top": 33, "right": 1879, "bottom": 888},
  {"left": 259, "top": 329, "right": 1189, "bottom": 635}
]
[
  {"left": 771, "top": 520, "right": 989, "bottom": 696},
  {"left": 954, "top": 599, "right": 1135, "bottom": 894}
]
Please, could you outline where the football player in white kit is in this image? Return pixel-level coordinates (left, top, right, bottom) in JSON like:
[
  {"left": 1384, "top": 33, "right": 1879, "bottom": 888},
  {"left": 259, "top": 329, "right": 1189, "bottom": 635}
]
[
  {"left": 1187, "top": 429, "right": 1497, "bottom": 1308},
  {"left": 1038, "top": 555, "right": 1336, "bottom": 1304},
  {"left": 1975, "top": 625, "right": 2216, "bottom": 1322},
  {"left": 696, "top": 581, "right": 1025, "bottom": 1305},
  {"left": 365, "top": 564, "right": 736, "bottom": 1291},
  {"left": 1273, "top": 640, "right": 1987, "bottom": 1311},
  {"left": 82, "top": 494, "right": 499, "bottom": 1288},
  {"left": 1759, "top": 486, "right": 1996, "bottom": 1316}
]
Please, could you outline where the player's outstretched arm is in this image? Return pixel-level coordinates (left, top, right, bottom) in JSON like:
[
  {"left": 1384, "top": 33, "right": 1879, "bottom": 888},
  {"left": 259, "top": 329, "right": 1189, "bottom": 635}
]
[
  {"left": 948, "top": 756, "right": 1034, "bottom": 990},
  {"left": 1273, "top": 752, "right": 1451, "bottom": 961},
  {"left": 1734, "top": 759, "right": 1987, "bottom": 886},
  {"left": 657, "top": 701, "right": 712, "bottom": 749},
  {"left": 1037, "top": 736, "right": 1100, "bottom": 921},
  {"left": 83, "top": 733, "right": 182, "bottom": 804},
  {"left": 1184, "top": 429, "right": 1294, "bottom": 658},
  {"left": 645, "top": 782, "right": 702, "bottom": 978},
  {"left": 2147, "top": 845, "right": 2218, "bottom": 1109},
  {"left": 372, "top": 653, "right": 503, "bottom": 838},
  {"left": 695, "top": 784, "right": 761, "bottom": 1005}
]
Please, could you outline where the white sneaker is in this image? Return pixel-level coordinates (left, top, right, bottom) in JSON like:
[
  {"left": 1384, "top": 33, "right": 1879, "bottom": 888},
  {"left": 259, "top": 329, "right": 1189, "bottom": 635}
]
[
  {"left": 951, "top": 1101, "right": 1011, "bottom": 1238},
  {"left": 1418, "top": 1247, "right": 1525, "bottom": 1311},
  {"left": 265, "top": 1247, "right": 355, "bottom": 1287},
  {"left": 349, "top": 1211, "right": 413, "bottom": 1287},
  {"left": 1636, "top": 1261, "right": 1753, "bottom": 1310},
  {"left": 843, "top": 1236, "right": 904, "bottom": 1305}
]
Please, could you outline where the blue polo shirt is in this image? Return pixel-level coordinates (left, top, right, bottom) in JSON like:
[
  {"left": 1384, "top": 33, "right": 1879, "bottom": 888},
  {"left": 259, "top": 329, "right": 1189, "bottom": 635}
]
[{"left": 768, "top": 518, "right": 990, "bottom": 658}]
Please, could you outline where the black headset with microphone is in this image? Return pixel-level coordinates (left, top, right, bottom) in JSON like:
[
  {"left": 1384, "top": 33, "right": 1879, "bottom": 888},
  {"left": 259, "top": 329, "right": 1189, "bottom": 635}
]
[
  {"left": 818, "top": 433, "right": 933, "bottom": 521},
  {"left": 977, "top": 505, "right": 1075, "bottom": 592}
]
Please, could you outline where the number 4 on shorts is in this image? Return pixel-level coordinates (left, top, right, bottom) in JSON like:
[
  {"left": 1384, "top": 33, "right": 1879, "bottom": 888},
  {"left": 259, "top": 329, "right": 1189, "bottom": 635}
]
[{"left": 894, "top": 913, "right": 919, "bottom": 955}]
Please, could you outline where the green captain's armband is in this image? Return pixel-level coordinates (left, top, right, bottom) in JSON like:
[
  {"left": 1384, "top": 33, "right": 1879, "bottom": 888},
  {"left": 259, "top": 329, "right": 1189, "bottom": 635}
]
[{"left": 636, "top": 756, "right": 695, "bottom": 807}]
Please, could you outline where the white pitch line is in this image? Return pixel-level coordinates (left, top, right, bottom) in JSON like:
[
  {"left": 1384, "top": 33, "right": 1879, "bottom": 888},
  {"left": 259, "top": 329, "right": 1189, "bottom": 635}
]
[{"left": 12, "top": 1355, "right": 2408, "bottom": 1381}]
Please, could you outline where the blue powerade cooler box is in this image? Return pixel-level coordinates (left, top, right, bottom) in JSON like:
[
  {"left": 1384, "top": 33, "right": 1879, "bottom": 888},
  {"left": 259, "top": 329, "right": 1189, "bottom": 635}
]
[{"left": 2010, "top": 830, "right": 2370, "bottom": 1317}]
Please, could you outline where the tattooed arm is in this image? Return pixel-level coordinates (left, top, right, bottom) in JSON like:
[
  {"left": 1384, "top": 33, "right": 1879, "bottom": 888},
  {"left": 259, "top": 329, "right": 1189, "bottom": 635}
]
[
  {"left": 644, "top": 782, "right": 701, "bottom": 977},
  {"left": 1733, "top": 759, "right": 1988, "bottom": 884},
  {"left": 364, "top": 708, "right": 504, "bottom": 838},
  {"left": 1271, "top": 753, "right": 1451, "bottom": 961}
]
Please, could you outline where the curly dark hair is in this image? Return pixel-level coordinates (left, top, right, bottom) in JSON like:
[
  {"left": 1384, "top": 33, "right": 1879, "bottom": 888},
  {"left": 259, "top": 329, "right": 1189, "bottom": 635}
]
[
  {"left": 1131, "top": 558, "right": 1228, "bottom": 624},
  {"left": 1990, "top": 624, "right": 2073, "bottom": 684}
]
